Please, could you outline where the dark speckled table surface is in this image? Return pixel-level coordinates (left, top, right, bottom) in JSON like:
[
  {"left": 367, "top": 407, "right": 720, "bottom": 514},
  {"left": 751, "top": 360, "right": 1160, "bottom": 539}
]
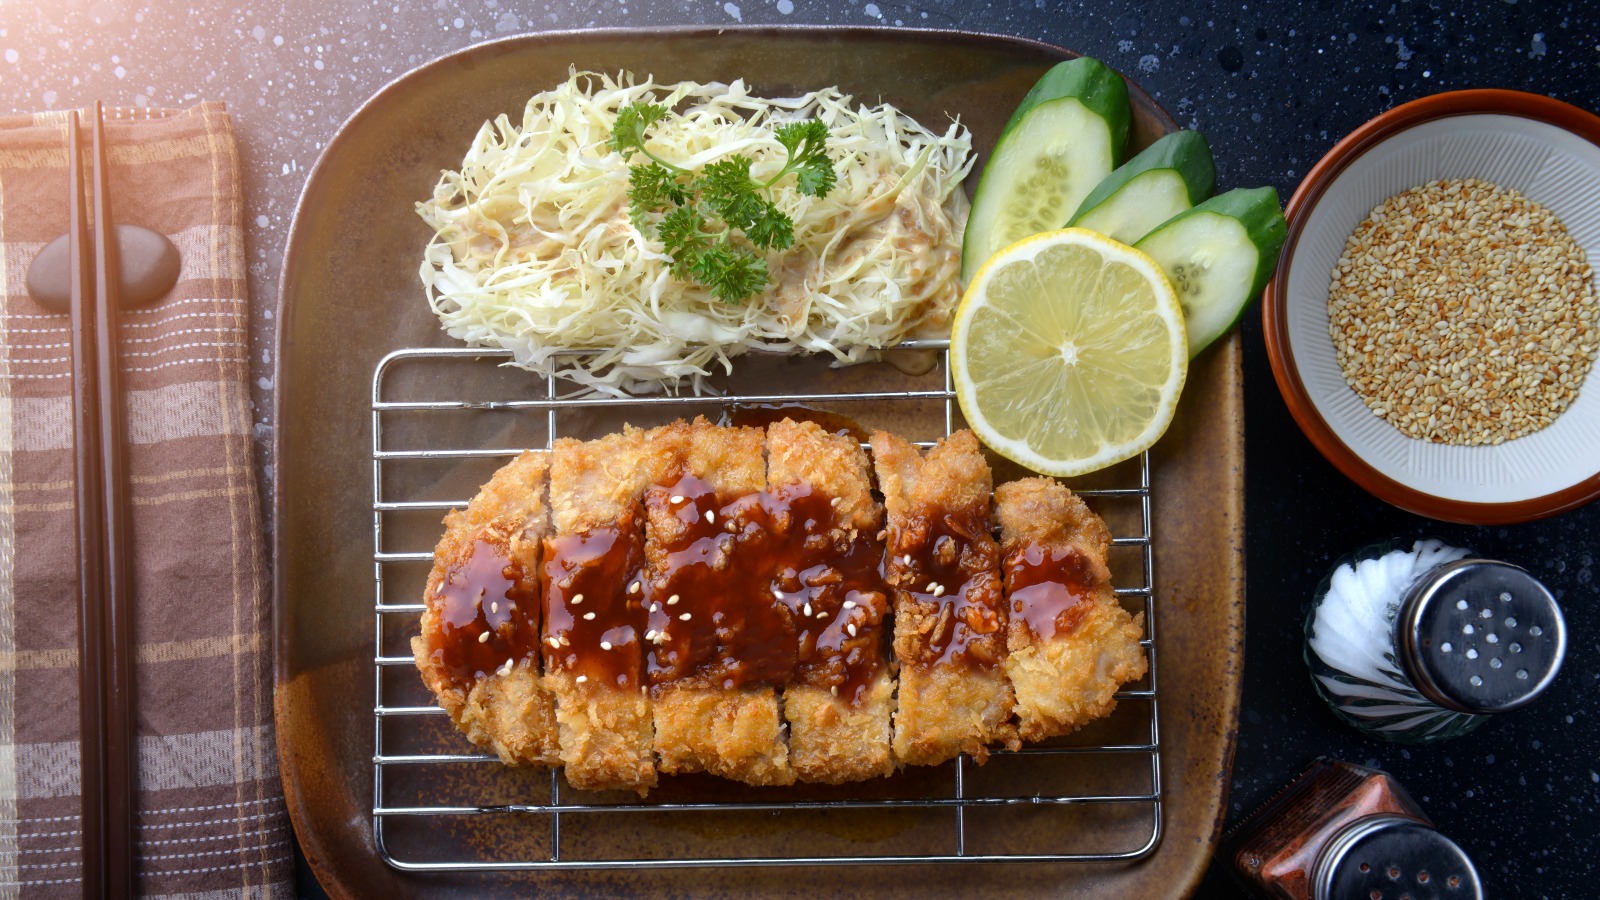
[{"left": 3, "top": 1, "right": 1596, "bottom": 897}]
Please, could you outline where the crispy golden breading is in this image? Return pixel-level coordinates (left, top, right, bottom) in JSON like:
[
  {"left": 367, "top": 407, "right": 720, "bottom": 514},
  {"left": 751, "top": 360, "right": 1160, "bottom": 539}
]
[
  {"left": 994, "top": 478, "right": 1147, "bottom": 741},
  {"left": 546, "top": 427, "right": 660, "bottom": 794},
  {"left": 411, "top": 451, "right": 560, "bottom": 766},
  {"left": 871, "top": 430, "right": 1017, "bottom": 766},
  {"left": 647, "top": 420, "right": 795, "bottom": 786},
  {"left": 768, "top": 419, "right": 894, "bottom": 784}
]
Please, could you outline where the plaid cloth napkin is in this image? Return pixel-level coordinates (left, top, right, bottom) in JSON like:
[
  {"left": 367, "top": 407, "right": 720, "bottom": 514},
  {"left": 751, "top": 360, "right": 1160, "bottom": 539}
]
[{"left": 0, "top": 104, "right": 289, "bottom": 896}]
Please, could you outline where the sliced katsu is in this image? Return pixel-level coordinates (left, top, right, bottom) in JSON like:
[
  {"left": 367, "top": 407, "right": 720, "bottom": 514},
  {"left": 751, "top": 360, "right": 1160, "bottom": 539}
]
[
  {"left": 644, "top": 419, "right": 796, "bottom": 786},
  {"left": 411, "top": 451, "right": 561, "bottom": 766},
  {"left": 542, "top": 427, "right": 663, "bottom": 795},
  {"left": 871, "top": 429, "right": 1018, "bottom": 766},
  {"left": 994, "top": 478, "right": 1147, "bottom": 740},
  {"left": 414, "top": 419, "right": 1147, "bottom": 790},
  {"left": 766, "top": 419, "right": 895, "bottom": 784}
]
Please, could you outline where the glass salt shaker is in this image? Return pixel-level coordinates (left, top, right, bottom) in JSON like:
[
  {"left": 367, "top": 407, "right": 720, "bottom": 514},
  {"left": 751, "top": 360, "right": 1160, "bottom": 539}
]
[
  {"left": 1222, "top": 757, "right": 1483, "bottom": 900},
  {"left": 1304, "top": 538, "right": 1566, "bottom": 743}
]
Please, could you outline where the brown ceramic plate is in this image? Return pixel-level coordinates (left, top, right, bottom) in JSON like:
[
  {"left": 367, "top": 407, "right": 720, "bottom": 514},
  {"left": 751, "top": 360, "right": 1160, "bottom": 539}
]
[
  {"left": 274, "top": 26, "right": 1244, "bottom": 897},
  {"left": 1263, "top": 89, "right": 1600, "bottom": 524}
]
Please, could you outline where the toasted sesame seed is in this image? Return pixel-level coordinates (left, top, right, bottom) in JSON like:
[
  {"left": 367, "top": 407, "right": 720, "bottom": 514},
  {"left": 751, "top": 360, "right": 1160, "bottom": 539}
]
[
  {"left": 477, "top": 631, "right": 491, "bottom": 643},
  {"left": 583, "top": 611, "right": 596, "bottom": 621},
  {"left": 576, "top": 674, "right": 588, "bottom": 684},
  {"left": 571, "top": 593, "right": 584, "bottom": 606},
  {"left": 667, "top": 594, "right": 680, "bottom": 605},
  {"left": 629, "top": 581, "right": 641, "bottom": 594},
  {"left": 546, "top": 636, "right": 560, "bottom": 649},
  {"left": 831, "top": 685, "right": 838, "bottom": 697},
  {"left": 600, "top": 641, "right": 613, "bottom": 650},
  {"left": 847, "top": 623, "right": 857, "bottom": 637},
  {"left": 1329, "top": 178, "right": 1598, "bottom": 444},
  {"left": 497, "top": 661, "right": 513, "bottom": 676},
  {"left": 830, "top": 496, "right": 841, "bottom": 507},
  {"left": 679, "top": 613, "right": 692, "bottom": 621}
]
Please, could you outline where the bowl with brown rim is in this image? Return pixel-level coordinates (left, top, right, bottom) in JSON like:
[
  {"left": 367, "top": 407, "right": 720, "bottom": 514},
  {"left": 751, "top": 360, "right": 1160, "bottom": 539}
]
[{"left": 1264, "top": 89, "right": 1600, "bottom": 524}]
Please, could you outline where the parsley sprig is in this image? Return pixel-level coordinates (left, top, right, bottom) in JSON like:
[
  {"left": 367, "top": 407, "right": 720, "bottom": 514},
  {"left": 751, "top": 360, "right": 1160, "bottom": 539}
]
[{"left": 608, "top": 101, "right": 837, "bottom": 303}]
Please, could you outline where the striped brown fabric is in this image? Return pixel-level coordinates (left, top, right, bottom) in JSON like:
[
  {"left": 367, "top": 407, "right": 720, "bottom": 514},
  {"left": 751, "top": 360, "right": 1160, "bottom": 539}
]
[{"left": 0, "top": 104, "right": 289, "bottom": 896}]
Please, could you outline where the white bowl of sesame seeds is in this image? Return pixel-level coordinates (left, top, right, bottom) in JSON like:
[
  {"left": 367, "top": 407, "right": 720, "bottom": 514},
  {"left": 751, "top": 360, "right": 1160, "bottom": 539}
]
[{"left": 1265, "top": 90, "right": 1600, "bottom": 524}]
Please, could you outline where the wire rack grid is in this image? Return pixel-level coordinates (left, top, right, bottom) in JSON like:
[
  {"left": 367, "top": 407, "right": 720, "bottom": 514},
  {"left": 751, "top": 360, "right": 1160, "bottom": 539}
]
[{"left": 369, "top": 342, "right": 1162, "bottom": 871}]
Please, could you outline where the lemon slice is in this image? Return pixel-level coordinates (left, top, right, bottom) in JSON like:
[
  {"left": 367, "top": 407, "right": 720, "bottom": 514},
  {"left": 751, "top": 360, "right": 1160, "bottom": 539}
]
[{"left": 951, "top": 227, "right": 1188, "bottom": 477}]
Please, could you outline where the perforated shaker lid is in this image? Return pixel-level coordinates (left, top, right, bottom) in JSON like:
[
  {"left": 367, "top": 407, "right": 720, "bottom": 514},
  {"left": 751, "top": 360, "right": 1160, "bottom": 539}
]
[
  {"left": 1398, "top": 558, "right": 1567, "bottom": 714},
  {"left": 1314, "top": 816, "right": 1483, "bottom": 900}
]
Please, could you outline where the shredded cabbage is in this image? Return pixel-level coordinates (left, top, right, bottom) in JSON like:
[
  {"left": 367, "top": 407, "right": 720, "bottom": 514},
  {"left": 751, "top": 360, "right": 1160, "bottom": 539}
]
[{"left": 416, "top": 70, "right": 974, "bottom": 395}]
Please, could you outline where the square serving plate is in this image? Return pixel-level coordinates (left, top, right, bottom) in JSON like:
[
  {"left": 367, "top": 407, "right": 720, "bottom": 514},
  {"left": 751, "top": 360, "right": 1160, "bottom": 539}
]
[{"left": 273, "top": 26, "right": 1244, "bottom": 898}]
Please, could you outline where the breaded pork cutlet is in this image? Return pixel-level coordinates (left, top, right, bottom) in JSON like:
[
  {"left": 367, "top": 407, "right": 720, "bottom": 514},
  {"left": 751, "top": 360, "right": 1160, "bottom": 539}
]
[
  {"left": 994, "top": 478, "right": 1147, "bottom": 741},
  {"left": 412, "top": 451, "right": 560, "bottom": 766},
  {"left": 766, "top": 419, "right": 895, "bottom": 784},
  {"left": 543, "top": 427, "right": 663, "bottom": 795},
  {"left": 645, "top": 419, "right": 795, "bottom": 786},
  {"left": 871, "top": 430, "right": 1017, "bottom": 766}
]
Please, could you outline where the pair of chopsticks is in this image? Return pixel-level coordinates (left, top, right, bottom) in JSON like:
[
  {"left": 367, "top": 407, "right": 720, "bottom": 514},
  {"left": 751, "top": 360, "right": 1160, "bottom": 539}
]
[{"left": 66, "top": 102, "right": 137, "bottom": 898}]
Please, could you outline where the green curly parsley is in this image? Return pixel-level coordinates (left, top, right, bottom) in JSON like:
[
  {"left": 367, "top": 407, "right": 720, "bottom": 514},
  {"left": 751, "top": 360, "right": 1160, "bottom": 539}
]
[{"left": 608, "top": 102, "right": 837, "bottom": 304}]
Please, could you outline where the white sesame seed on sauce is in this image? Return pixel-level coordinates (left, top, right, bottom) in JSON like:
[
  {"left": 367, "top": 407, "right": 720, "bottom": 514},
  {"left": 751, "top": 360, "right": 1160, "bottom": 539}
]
[
  {"left": 771, "top": 587, "right": 784, "bottom": 600},
  {"left": 570, "top": 593, "right": 584, "bottom": 606},
  {"left": 902, "top": 554, "right": 912, "bottom": 566},
  {"left": 667, "top": 594, "right": 680, "bottom": 605},
  {"left": 491, "top": 601, "right": 499, "bottom": 614},
  {"left": 650, "top": 602, "right": 660, "bottom": 613},
  {"left": 498, "top": 659, "right": 514, "bottom": 676},
  {"left": 1329, "top": 177, "right": 1598, "bottom": 445},
  {"left": 559, "top": 635, "right": 570, "bottom": 647},
  {"left": 477, "top": 631, "right": 491, "bottom": 643},
  {"left": 629, "top": 581, "right": 641, "bottom": 595},
  {"left": 843, "top": 600, "right": 856, "bottom": 610},
  {"left": 830, "top": 496, "right": 841, "bottom": 507},
  {"left": 583, "top": 612, "right": 596, "bottom": 621},
  {"left": 576, "top": 674, "right": 588, "bottom": 684},
  {"left": 931, "top": 583, "right": 946, "bottom": 598},
  {"left": 600, "top": 641, "right": 613, "bottom": 650},
  {"left": 725, "top": 522, "right": 737, "bottom": 533},
  {"left": 679, "top": 613, "right": 692, "bottom": 621},
  {"left": 847, "top": 623, "right": 858, "bottom": 637},
  {"left": 705, "top": 510, "right": 716, "bottom": 524},
  {"left": 803, "top": 602, "right": 813, "bottom": 616},
  {"left": 645, "top": 629, "right": 657, "bottom": 641},
  {"left": 671, "top": 494, "right": 685, "bottom": 504},
  {"left": 546, "top": 636, "right": 561, "bottom": 649}
]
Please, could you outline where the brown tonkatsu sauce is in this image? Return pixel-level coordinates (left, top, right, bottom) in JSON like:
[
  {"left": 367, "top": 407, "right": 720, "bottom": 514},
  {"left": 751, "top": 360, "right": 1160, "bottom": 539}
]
[
  {"left": 1004, "top": 543, "right": 1097, "bottom": 642},
  {"left": 542, "top": 522, "right": 646, "bottom": 688},
  {"left": 429, "top": 538, "right": 542, "bottom": 684},
  {"left": 890, "top": 505, "right": 1007, "bottom": 670},
  {"left": 643, "top": 474, "right": 890, "bottom": 704}
]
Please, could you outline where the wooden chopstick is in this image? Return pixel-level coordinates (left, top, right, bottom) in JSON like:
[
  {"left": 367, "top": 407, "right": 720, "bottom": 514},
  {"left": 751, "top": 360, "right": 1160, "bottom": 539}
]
[{"left": 67, "top": 102, "right": 138, "bottom": 898}]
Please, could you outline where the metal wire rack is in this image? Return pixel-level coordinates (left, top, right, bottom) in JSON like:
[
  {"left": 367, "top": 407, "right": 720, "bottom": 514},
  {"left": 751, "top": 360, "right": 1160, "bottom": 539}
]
[{"left": 370, "top": 343, "right": 1161, "bottom": 871}]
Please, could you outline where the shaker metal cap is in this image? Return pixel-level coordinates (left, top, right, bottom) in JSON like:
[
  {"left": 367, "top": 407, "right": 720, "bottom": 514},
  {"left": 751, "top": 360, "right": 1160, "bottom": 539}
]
[
  {"left": 1314, "top": 816, "right": 1483, "bottom": 900},
  {"left": 1399, "top": 558, "right": 1567, "bottom": 714}
]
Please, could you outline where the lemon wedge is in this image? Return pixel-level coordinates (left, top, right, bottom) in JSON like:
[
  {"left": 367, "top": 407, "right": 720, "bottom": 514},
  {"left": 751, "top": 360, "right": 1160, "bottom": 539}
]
[{"left": 951, "top": 227, "right": 1188, "bottom": 477}]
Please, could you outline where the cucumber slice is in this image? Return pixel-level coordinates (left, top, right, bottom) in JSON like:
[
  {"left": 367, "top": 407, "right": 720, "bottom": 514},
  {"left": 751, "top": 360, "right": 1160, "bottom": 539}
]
[
  {"left": 1068, "top": 130, "right": 1216, "bottom": 245},
  {"left": 961, "top": 57, "right": 1130, "bottom": 281},
  {"left": 1134, "top": 186, "right": 1287, "bottom": 357}
]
